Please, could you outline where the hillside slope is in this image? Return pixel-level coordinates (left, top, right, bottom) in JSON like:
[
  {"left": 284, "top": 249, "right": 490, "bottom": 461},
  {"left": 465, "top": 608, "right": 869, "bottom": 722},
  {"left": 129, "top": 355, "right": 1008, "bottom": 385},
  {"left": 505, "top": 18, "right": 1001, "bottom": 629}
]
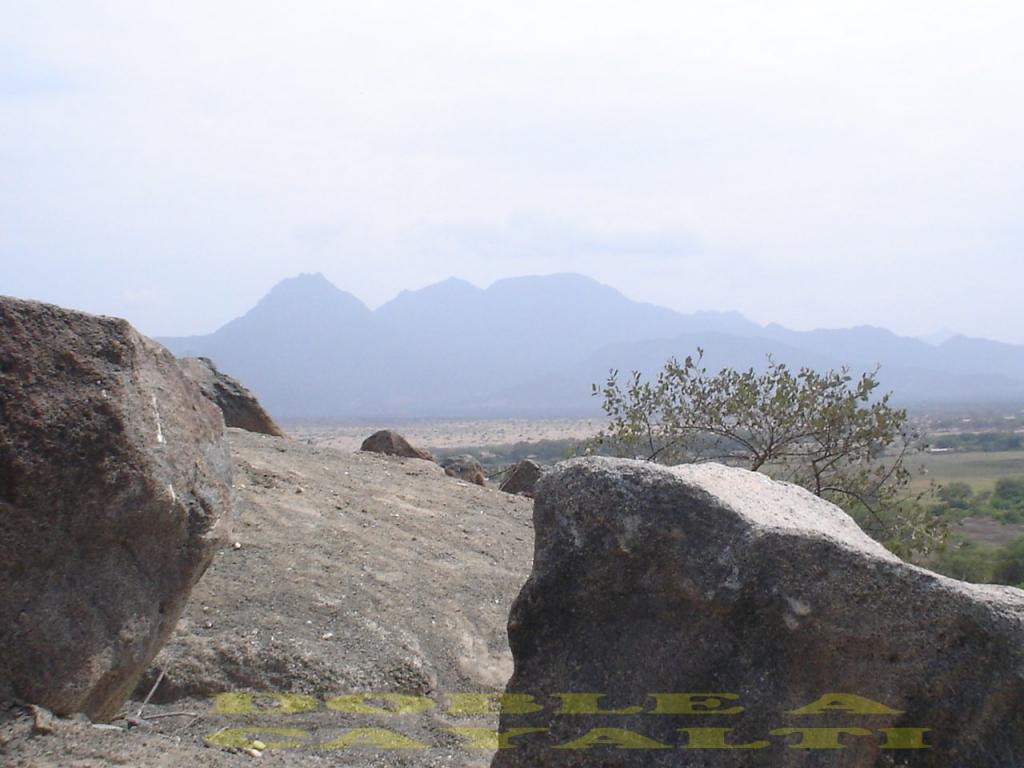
[{"left": 1, "top": 429, "right": 534, "bottom": 767}]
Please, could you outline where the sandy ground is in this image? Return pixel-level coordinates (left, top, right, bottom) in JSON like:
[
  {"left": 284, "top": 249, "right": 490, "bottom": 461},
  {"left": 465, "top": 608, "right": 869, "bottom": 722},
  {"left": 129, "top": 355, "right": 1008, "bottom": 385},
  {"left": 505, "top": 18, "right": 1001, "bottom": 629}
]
[
  {"left": 1, "top": 428, "right": 535, "bottom": 767},
  {"left": 286, "top": 419, "right": 601, "bottom": 453}
]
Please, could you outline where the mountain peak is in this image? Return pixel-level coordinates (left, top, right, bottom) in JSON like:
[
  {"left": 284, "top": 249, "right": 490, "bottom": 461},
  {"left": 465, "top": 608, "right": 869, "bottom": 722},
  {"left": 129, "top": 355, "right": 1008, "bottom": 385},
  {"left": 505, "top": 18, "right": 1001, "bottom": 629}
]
[
  {"left": 486, "top": 273, "right": 625, "bottom": 303},
  {"left": 402, "top": 276, "right": 481, "bottom": 298},
  {"left": 249, "top": 272, "right": 370, "bottom": 320},
  {"left": 264, "top": 272, "right": 337, "bottom": 297},
  {"left": 436, "top": 276, "right": 478, "bottom": 290},
  {"left": 376, "top": 277, "right": 483, "bottom": 318},
  {"left": 919, "top": 327, "right": 960, "bottom": 346}
]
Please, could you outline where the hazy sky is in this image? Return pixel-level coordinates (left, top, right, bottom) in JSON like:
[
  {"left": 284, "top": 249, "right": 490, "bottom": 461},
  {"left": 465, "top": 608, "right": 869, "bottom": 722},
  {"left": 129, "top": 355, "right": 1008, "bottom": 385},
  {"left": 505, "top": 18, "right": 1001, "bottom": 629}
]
[{"left": 3, "top": 1, "right": 1023, "bottom": 342}]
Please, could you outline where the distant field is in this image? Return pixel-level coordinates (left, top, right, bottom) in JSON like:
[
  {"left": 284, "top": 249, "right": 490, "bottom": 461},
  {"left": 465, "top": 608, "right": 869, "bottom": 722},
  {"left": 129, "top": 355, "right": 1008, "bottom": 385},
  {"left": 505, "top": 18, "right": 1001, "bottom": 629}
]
[
  {"left": 910, "top": 450, "right": 1024, "bottom": 493},
  {"left": 284, "top": 418, "right": 601, "bottom": 453},
  {"left": 951, "top": 517, "right": 1024, "bottom": 547}
]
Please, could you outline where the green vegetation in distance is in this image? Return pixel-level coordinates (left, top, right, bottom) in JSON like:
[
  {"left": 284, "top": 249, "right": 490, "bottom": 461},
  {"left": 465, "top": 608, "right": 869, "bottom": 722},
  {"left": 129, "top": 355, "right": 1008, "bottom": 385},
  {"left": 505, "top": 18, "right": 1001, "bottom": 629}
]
[
  {"left": 930, "top": 536, "right": 1024, "bottom": 587},
  {"left": 923, "top": 476, "right": 1024, "bottom": 586},
  {"left": 912, "top": 450, "right": 1024, "bottom": 494},
  {"left": 931, "top": 431, "right": 1024, "bottom": 453},
  {"left": 432, "top": 439, "right": 583, "bottom": 484},
  {"left": 930, "top": 477, "right": 1024, "bottom": 525}
]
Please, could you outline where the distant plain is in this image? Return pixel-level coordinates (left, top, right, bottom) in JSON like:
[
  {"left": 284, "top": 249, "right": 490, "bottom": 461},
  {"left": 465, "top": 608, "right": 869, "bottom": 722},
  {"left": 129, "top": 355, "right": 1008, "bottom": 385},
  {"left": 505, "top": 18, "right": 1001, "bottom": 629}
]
[
  {"left": 286, "top": 418, "right": 601, "bottom": 454},
  {"left": 913, "top": 450, "right": 1024, "bottom": 493}
]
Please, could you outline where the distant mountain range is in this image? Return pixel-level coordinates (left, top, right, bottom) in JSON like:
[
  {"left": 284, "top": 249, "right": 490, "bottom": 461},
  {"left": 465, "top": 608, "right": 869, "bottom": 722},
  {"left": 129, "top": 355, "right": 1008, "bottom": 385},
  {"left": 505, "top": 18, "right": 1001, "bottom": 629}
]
[{"left": 157, "top": 273, "right": 1024, "bottom": 420}]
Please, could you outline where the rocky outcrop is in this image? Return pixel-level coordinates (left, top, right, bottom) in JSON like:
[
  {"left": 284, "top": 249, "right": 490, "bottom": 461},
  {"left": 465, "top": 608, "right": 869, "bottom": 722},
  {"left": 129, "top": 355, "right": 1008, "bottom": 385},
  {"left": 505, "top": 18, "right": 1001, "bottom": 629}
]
[
  {"left": 499, "top": 459, "right": 544, "bottom": 497},
  {"left": 492, "top": 457, "right": 1024, "bottom": 767},
  {"left": 442, "top": 454, "right": 486, "bottom": 486},
  {"left": 359, "top": 429, "right": 433, "bottom": 461},
  {"left": 0, "top": 298, "right": 233, "bottom": 721},
  {"left": 178, "top": 356, "right": 284, "bottom": 437}
]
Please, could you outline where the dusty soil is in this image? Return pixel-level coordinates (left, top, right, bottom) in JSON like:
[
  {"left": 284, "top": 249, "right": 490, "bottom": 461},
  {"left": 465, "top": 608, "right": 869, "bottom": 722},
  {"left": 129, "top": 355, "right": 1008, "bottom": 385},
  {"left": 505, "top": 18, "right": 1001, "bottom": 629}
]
[
  {"left": 1, "top": 428, "right": 535, "bottom": 767},
  {"left": 287, "top": 419, "right": 600, "bottom": 453}
]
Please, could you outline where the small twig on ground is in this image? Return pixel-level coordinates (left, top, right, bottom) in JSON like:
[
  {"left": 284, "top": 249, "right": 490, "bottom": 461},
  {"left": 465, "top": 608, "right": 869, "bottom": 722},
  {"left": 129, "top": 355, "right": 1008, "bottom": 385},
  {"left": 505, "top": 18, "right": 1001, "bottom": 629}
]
[
  {"left": 117, "top": 668, "right": 203, "bottom": 730},
  {"left": 135, "top": 711, "right": 199, "bottom": 721},
  {"left": 135, "top": 669, "right": 165, "bottom": 720}
]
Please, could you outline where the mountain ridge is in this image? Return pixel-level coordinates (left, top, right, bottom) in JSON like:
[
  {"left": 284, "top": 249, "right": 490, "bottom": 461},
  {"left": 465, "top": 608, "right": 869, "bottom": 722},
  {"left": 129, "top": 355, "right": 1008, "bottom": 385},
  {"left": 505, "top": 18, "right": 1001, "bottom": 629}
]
[{"left": 158, "top": 273, "right": 1024, "bottom": 419}]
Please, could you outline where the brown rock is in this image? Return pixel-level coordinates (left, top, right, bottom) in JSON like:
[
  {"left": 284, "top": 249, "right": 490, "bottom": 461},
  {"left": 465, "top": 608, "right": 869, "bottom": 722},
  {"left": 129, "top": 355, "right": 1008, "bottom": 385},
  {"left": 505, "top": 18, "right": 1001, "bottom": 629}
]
[
  {"left": 178, "top": 357, "right": 284, "bottom": 437},
  {"left": 499, "top": 458, "right": 544, "bottom": 497},
  {"left": 442, "top": 454, "right": 486, "bottom": 486},
  {"left": 493, "top": 457, "right": 1024, "bottom": 767},
  {"left": 359, "top": 429, "right": 433, "bottom": 461},
  {"left": 0, "top": 297, "right": 233, "bottom": 721}
]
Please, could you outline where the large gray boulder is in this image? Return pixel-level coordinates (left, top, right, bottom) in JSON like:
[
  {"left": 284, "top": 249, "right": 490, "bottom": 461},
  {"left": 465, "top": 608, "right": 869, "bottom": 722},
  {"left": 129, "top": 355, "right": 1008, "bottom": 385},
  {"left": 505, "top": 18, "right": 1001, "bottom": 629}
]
[
  {"left": 178, "top": 356, "right": 284, "bottom": 437},
  {"left": 0, "top": 298, "right": 233, "bottom": 721},
  {"left": 492, "top": 457, "right": 1024, "bottom": 767}
]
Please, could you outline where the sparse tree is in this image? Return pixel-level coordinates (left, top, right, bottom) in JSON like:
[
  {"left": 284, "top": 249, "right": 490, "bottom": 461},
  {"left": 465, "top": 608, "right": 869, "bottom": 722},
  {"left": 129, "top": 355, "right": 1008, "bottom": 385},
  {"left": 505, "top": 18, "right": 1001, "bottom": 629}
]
[{"left": 592, "top": 349, "right": 944, "bottom": 557}]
